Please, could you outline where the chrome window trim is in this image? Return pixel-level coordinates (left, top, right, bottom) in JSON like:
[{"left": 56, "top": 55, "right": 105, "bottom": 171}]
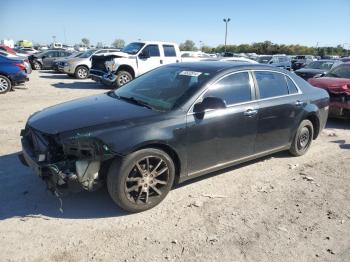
[{"left": 187, "top": 69, "right": 303, "bottom": 115}]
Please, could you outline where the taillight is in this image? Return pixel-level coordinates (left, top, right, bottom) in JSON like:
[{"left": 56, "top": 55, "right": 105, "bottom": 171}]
[{"left": 15, "top": 63, "right": 26, "bottom": 71}]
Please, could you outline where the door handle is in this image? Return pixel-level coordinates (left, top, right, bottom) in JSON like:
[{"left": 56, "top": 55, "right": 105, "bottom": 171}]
[
  {"left": 244, "top": 109, "right": 258, "bottom": 117},
  {"left": 295, "top": 100, "right": 304, "bottom": 106},
  {"left": 160, "top": 60, "right": 163, "bottom": 64}
]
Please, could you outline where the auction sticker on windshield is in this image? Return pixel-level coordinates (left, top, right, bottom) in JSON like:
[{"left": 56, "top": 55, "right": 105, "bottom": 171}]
[{"left": 179, "top": 71, "right": 202, "bottom": 77}]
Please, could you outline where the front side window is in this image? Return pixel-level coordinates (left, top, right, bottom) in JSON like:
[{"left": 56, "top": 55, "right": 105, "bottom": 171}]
[
  {"left": 163, "top": 45, "right": 176, "bottom": 57},
  {"left": 204, "top": 72, "right": 252, "bottom": 105},
  {"left": 143, "top": 45, "right": 160, "bottom": 57},
  {"left": 257, "top": 56, "right": 272, "bottom": 64},
  {"left": 255, "top": 71, "right": 289, "bottom": 99}
]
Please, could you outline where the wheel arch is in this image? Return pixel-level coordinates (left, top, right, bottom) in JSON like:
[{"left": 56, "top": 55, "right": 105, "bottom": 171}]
[
  {"left": 305, "top": 113, "right": 320, "bottom": 139},
  {"left": 133, "top": 142, "right": 181, "bottom": 184},
  {"left": 116, "top": 64, "right": 135, "bottom": 78}
]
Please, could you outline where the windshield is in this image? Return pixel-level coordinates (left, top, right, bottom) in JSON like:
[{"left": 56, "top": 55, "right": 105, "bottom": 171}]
[
  {"left": 79, "top": 49, "right": 96, "bottom": 58},
  {"left": 113, "top": 66, "right": 212, "bottom": 111},
  {"left": 257, "top": 56, "right": 272, "bottom": 64},
  {"left": 121, "top": 42, "right": 145, "bottom": 55},
  {"left": 305, "top": 61, "right": 334, "bottom": 70},
  {"left": 325, "top": 64, "right": 350, "bottom": 79}
]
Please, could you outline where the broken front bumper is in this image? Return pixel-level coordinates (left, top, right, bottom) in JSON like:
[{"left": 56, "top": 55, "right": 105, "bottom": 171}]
[
  {"left": 329, "top": 94, "right": 350, "bottom": 118},
  {"left": 90, "top": 69, "right": 116, "bottom": 86},
  {"left": 19, "top": 127, "right": 115, "bottom": 192}
]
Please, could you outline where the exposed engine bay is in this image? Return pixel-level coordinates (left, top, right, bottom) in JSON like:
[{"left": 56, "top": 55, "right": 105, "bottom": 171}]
[{"left": 19, "top": 126, "right": 116, "bottom": 193}]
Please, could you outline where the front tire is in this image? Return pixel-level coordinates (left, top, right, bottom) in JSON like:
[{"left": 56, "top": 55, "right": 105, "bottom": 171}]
[
  {"left": 33, "top": 61, "right": 42, "bottom": 70},
  {"left": 0, "top": 75, "right": 12, "bottom": 94},
  {"left": 115, "top": 70, "right": 132, "bottom": 88},
  {"left": 75, "top": 66, "right": 89, "bottom": 79},
  {"left": 289, "top": 119, "right": 314, "bottom": 156},
  {"left": 107, "top": 148, "right": 175, "bottom": 213}
]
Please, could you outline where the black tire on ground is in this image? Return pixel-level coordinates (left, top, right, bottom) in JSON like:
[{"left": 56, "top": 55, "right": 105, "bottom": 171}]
[
  {"left": 115, "top": 70, "right": 133, "bottom": 88},
  {"left": 74, "top": 66, "right": 89, "bottom": 79},
  {"left": 107, "top": 148, "right": 175, "bottom": 213},
  {"left": 0, "top": 75, "right": 12, "bottom": 94},
  {"left": 33, "top": 61, "right": 42, "bottom": 70},
  {"left": 289, "top": 119, "right": 314, "bottom": 156}
]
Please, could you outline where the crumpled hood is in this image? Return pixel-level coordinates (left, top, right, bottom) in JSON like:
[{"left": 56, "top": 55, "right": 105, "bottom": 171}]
[
  {"left": 308, "top": 77, "right": 350, "bottom": 95},
  {"left": 94, "top": 51, "right": 131, "bottom": 59},
  {"left": 27, "top": 93, "right": 158, "bottom": 135}
]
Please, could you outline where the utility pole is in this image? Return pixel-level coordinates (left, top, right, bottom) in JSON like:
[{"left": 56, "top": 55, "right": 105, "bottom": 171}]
[{"left": 223, "top": 18, "right": 231, "bottom": 52}]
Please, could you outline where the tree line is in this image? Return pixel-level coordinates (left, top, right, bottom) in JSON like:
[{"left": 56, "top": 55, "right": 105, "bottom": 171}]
[
  {"left": 78, "top": 38, "right": 349, "bottom": 57},
  {"left": 180, "top": 40, "right": 349, "bottom": 57}
]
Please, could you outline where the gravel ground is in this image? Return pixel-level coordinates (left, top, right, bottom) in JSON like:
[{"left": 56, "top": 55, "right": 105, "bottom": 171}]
[{"left": 0, "top": 71, "right": 349, "bottom": 262}]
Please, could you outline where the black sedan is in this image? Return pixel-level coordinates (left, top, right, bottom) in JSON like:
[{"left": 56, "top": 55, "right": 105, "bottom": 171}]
[
  {"left": 19, "top": 62, "right": 329, "bottom": 212},
  {"left": 295, "top": 60, "right": 342, "bottom": 80}
]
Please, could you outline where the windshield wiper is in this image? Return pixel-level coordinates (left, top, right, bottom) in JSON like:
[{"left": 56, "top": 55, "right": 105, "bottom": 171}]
[{"left": 116, "top": 95, "right": 153, "bottom": 110}]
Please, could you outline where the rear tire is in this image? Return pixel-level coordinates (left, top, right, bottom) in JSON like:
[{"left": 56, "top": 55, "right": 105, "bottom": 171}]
[
  {"left": 0, "top": 75, "right": 11, "bottom": 94},
  {"left": 74, "top": 66, "right": 89, "bottom": 79},
  {"left": 107, "top": 148, "right": 175, "bottom": 213},
  {"left": 289, "top": 119, "right": 314, "bottom": 156},
  {"left": 115, "top": 70, "right": 132, "bottom": 88}
]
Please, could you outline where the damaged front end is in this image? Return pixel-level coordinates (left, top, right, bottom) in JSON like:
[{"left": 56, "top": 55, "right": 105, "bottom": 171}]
[
  {"left": 19, "top": 126, "right": 116, "bottom": 193},
  {"left": 327, "top": 86, "right": 350, "bottom": 118}
]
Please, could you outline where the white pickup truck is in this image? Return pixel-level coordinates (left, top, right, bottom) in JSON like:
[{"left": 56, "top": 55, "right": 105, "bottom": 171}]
[{"left": 90, "top": 41, "right": 181, "bottom": 87}]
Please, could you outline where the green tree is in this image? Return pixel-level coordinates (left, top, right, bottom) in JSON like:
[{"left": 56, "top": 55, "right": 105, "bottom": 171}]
[
  {"left": 112, "top": 39, "right": 125, "bottom": 49},
  {"left": 179, "top": 40, "right": 197, "bottom": 51},
  {"left": 81, "top": 38, "right": 90, "bottom": 47}
]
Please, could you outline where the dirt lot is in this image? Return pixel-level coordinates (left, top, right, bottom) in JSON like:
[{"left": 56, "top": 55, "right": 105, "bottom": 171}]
[{"left": 0, "top": 70, "right": 349, "bottom": 262}]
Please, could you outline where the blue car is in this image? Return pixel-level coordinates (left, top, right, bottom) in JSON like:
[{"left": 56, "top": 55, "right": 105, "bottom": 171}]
[{"left": 0, "top": 55, "right": 28, "bottom": 94}]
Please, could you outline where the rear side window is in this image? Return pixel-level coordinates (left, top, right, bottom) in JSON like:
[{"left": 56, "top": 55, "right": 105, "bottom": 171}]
[
  {"left": 144, "top": 45, "right": 160, "bottom": 57},
  {"left": 255, "top": 71, "right": 289, "bottom": 98},
  {"left": 204, "top": 72, "right": 252, "bottom": 105},
  {"left": 285, "top": 76, "right": 299, "bottom": 94},
  {"left": 163, "top": 45, "right": 177, "bottom": 57}
]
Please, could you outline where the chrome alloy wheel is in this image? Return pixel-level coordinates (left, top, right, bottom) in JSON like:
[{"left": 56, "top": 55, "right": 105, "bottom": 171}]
[
  {"left": 125, "top": 156, "right": 169, "bottom": 204},
  {"left": 0, "top": 77, "right": 9, "bottom": 93}
]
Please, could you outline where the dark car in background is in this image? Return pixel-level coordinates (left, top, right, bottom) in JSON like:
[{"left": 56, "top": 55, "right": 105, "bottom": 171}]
[
  {"left": 19, "top": 62, "right": 329, "bottom": 212},
  {"left": 295, "top": 60, "right": 342, "bottom": 80},
  {"left": 292, "top": 55, "right": 316, "bottom": 71},
  {"left": 0, "top": 55, "right": 28, "bottom": 94},
  {"left": 28, "top": 50, "right": 72, "bottom": 70},
  {"left": 257, "top": 55, "right": 291, "bottom": 70},
  {"left": 308, "top": 62, "right": 350, "bottom": 118}
]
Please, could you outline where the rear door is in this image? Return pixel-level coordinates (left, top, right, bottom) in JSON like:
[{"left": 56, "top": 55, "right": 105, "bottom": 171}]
[
  {"left": 253, "top": 71, "right": 304, "bottom": 153},
  {"left": 137, "top": 44, "right": 162, "bottom": 75},
  {"left": 186, "top": 71, "right": 258, "bottom": 176},
  {"left": 162, "top": 44, "right": 180, "bottom": 65}
]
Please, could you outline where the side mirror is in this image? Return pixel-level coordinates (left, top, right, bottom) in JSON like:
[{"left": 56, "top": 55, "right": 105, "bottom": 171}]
[
  {"left": 269, "top": 60, "right": 273, "bottom": 64},
  {"left": 139, "top": 50, "right": 150, "bottom": 59},
  {"left": 41, "top": 56, "right": 46, "bottom": 59},
  {"left": 193, "top": 97, "right": 226, "bottom": 113}
]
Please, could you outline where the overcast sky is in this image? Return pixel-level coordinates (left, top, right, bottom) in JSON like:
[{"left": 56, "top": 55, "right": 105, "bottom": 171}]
[{"left": 1, "top": 0, "right": 349, "bottom": 48}]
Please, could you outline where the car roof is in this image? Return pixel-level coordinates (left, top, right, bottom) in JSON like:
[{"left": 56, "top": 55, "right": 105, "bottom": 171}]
[{"left": 167, "top": 61, "right": 286, "bottom": 74}]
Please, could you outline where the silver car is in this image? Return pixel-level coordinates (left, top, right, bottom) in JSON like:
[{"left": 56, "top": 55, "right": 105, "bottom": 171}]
[{"left": 59, "top": 49, "right": 118, "bottom": 79}]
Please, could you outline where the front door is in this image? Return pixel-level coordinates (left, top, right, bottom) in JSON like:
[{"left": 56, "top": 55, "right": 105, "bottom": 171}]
[
  {"left": 186, "top": 71, "right": 258, "bottom": 176},
  {"left": 137, "top": 44, "right": 162, "bottom": 75},
  {"left": 43, "top": 51, "right": 59, "bottom": 68}
]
